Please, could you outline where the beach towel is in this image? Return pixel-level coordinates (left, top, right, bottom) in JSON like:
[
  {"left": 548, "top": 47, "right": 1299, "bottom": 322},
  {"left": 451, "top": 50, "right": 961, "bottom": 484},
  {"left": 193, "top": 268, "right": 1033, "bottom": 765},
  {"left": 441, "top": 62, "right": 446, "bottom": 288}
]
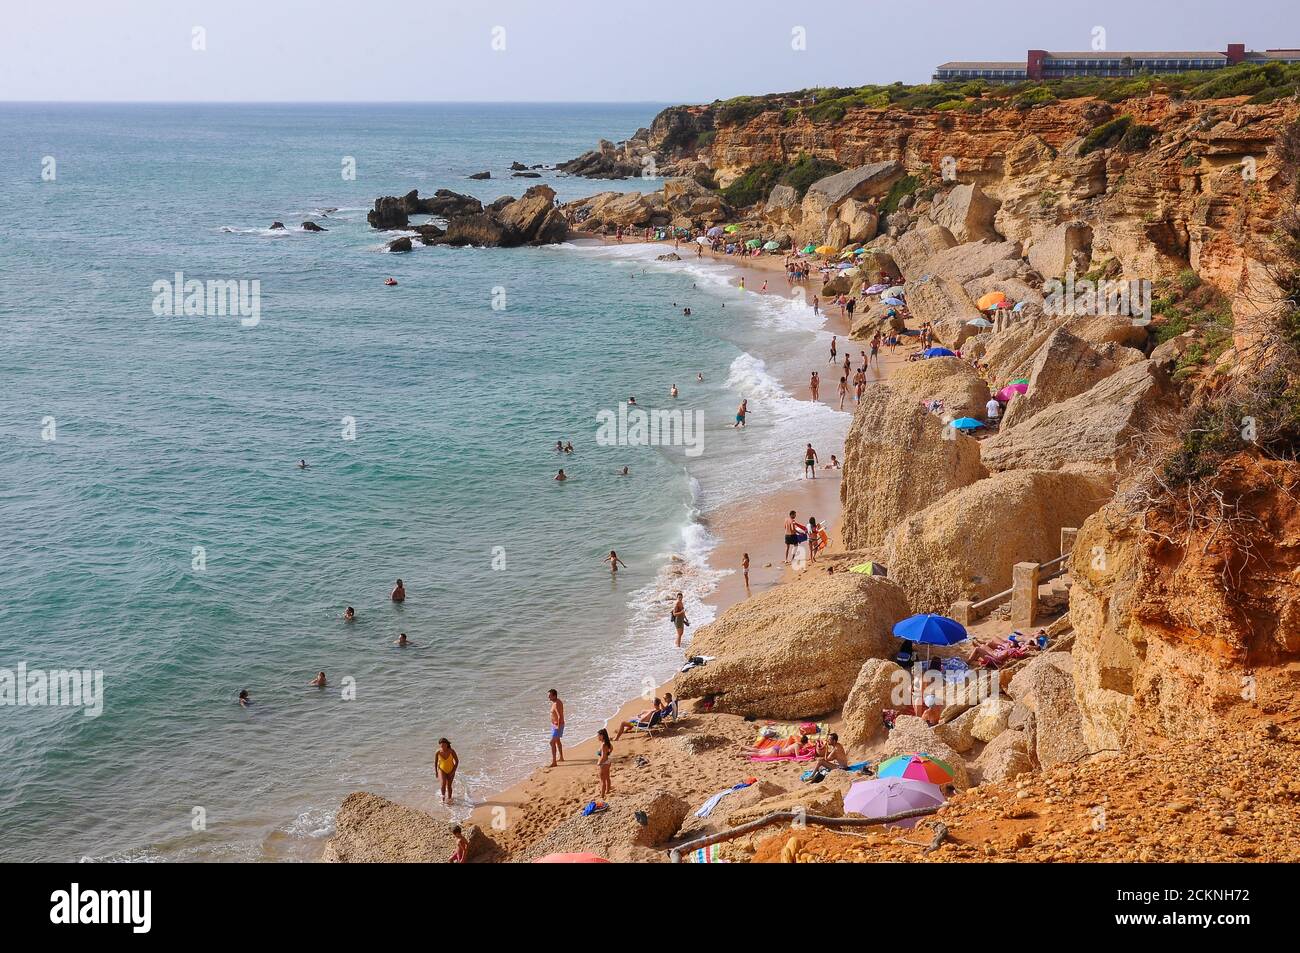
[
  {"left": 693, "top": 779, "right": 756, "bottom": 818},
  {"left": 749, "top": 752, "right": 818, "bottom": 763},
  {"left": 581, "top": 800, "right": 608, "bottom": 817},
  {"left": 690, "top": 844, "right": 723, "bottom": 863},
  {"left": 800, "top": 761, "right": 871, "bottom": 782},
  {"left": 754, "top": 722, "right": 830, "bottom": 744}
]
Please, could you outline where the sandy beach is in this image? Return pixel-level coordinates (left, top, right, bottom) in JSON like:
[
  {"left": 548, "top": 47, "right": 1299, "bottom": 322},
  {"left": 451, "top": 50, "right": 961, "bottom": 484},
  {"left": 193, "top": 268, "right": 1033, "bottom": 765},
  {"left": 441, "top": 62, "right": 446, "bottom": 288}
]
[{"left": 466, "top": 241, "right": 915, "bottom": 858}]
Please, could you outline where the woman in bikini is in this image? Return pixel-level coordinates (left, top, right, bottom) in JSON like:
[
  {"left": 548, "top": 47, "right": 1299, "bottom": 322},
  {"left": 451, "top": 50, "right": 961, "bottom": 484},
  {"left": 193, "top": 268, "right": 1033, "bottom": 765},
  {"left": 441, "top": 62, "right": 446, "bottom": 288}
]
[
  {"left": 604, "top": 550, "right": 628, "bottom": 575},
  {"left": 435, "top": 737, "right": 459, "bottom": 804},
  {"left": 596, "top": 729, "right": 613, "bottom": 797},
  {"left": 743, "top": 734, "right": 815, "bottom": 759}
]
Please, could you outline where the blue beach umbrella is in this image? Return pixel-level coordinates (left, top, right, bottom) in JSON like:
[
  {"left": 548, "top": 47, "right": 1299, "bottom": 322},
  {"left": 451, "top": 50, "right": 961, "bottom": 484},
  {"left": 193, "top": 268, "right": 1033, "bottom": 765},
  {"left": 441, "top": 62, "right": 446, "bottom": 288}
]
[
  {"left": 949, "top": 417, "right": 984, "bottom": 430},
  {"left": 1012, "top": 300, "right": 1028, "bottom": 312},
  {"left": 883, "top": 296, "right": 905, "bottom": 306},
  {"left": 892, "top": 613, "right": 968, "bottom": 647},
  {"left": 922, "top": 347, "right": 955, "bottom": 358}
]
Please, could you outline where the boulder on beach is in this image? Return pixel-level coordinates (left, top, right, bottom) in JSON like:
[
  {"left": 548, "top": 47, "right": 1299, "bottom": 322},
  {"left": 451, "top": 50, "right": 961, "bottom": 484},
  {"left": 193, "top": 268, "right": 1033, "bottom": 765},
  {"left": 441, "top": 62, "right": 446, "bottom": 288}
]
[
  {"left": 999, "top": 328, "right": 1145, "bottom": 430},
  {"left": 840, "top": 383, "right": 986, "bottom": 551},
  {"left": 903, "top": 276, "right": 984, "bottom": 344},
  {"left": 1007, "top": 653, "right": 1088, "bottom": 769},
  {"left": 880, "top": 468, "right": 1115, "bottom": 613},
  {"left": 322, "top": 792, "right": 492, "bottom": 862},
  {"left": 840, "top": 658, "right": 912, "bottom": 750},
  {"left": 886, "top": 356, "right": 990, "bottom": 421},
  {"left": 520, "top": 789, "right": 688, "bottom": 863},
  {"left": 928, "top": 183, "right": 1001, "bottom": 243},
  {"left": 892, "top": 225, "right": 957, "bottom": 279},
  {"left": 980, "top": 360, "right": 1178, "bottom": 473},
  {"left": 972, "top": 728, "right": 1034, "bottom": 783},
  {"left": 921, "top": 239, "right": 1024, "bottom": 285},
  {"left": 674, "top": 571, "right": 910, "bottom": 718}
]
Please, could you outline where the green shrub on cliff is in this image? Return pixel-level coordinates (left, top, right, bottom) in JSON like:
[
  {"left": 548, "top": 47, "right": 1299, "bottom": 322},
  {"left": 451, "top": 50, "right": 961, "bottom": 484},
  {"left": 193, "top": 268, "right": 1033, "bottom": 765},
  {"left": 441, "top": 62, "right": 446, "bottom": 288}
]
[
  {"left": 878, "top": 175, "right": 921, "bottom": 215},
  {"left": 781, "top": 154, "right": 845, "bottom": 198},
  {"left": 1080, "top": 115, "right": 1134, "bottom": 155},
  {"left": 719, "top": 161, "right": 785, "bottom": 208}
]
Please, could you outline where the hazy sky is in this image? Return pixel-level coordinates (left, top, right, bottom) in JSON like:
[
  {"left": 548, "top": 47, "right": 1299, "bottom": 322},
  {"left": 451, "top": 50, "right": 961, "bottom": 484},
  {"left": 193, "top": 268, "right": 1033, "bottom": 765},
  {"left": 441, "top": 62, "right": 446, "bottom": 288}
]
[{"left": 2, "top": 1, "right": 1296, "bottom": 103}]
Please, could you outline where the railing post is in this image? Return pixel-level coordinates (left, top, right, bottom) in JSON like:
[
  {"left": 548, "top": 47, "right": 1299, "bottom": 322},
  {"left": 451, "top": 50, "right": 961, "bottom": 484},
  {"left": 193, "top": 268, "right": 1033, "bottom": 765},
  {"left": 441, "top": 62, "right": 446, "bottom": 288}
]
[
  {"left": 950, "top": 600, "right": 974, "bottom": 627},
  {"left": 1060, "top": 527, "right": 1078, "bottom": 558},
  {"left": 1010, "top": 561, "right": 1040, "bottom": 629}
]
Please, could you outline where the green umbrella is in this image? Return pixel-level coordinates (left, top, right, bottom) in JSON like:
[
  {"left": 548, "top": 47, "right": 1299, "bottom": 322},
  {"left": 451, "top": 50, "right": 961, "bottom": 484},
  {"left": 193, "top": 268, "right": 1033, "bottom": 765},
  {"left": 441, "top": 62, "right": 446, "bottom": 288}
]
[
  {"left": 801, "top": 244, "right": 817, "bottom": 255},
  {"left": 763, "top": 240, "right": 780, "bottom": 250},
  {"left": 724, "top": 224, "right": 740, "bottom": 233},
  {"left": 745, "top": 238, "right": 762, "bottom": 248},
  {"left": 1009, "top": 377, "right": 1030, "bottom": 386}
]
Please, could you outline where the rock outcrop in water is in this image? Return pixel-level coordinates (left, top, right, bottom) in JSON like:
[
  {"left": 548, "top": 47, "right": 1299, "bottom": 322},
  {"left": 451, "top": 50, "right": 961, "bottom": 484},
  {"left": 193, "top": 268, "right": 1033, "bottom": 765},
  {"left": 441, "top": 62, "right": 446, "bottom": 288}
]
[{"left": 368, "top": 185, "right": 568, "bottom": 247}]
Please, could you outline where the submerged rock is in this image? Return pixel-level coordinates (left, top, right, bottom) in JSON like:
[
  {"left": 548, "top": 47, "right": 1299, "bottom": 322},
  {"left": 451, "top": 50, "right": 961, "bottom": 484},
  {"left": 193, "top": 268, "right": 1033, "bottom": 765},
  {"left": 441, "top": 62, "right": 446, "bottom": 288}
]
[{"left": 300, "top": 221, "right": 326, "bottom": 232}]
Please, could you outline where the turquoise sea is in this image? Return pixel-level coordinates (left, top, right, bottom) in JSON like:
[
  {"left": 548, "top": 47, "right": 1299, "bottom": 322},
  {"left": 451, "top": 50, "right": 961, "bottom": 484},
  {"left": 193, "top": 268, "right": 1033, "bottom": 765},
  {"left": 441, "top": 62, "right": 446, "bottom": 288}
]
[{"left": 0, "top": 103, "right": 846, "bottom": 861}]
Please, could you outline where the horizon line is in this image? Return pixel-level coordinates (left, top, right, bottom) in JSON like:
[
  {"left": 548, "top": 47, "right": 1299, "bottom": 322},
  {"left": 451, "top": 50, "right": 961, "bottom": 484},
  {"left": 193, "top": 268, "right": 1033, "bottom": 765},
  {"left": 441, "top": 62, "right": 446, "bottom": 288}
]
[{"left": 0, "top": 99, "right": 682, "bottom": 106}]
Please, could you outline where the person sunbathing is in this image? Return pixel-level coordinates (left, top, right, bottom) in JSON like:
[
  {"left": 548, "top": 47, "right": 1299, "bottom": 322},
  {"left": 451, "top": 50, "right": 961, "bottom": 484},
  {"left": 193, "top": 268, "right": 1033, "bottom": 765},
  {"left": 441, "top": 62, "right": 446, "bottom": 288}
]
[
  {"left": 810, "top": 733, "right": 849, "bottom": 771},
  {"left": 613, "top": 698, "right": 664, "bottom": 740},
  {"left": 744, "top": 734, "right": 815, "bottom": 759}
]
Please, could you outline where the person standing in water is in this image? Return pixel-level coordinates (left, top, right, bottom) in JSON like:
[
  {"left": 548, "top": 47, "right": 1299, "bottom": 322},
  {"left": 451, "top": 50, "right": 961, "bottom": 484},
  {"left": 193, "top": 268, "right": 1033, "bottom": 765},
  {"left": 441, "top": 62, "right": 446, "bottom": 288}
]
[
  {"left": 829, "top": 334, "right": 837, "bottom": 363},
  {"left": 809, "top": 371, "right": 820, "bottom": 401},
  {"left": 804, "top": 443, "right": 819, "bottom": 478},
  {"left": 604, "top": 550, "right": 627, "bottom": 575},
  {"left": 813, "top": 296, "right": 820, "bottom": 316},
  {"left": 596, "top": 729, "right": 613, "bottom": 798},
  {"left": 671, "top": 592, "right": 688, "bottom": 647},
  {"left": 548, "top": 689, "right": 565, "bottom": 767},
  {"left": 391, "top": 579, "right": 406, "bottom": 603},
  {"left": 670, "top": 384, "right": 678, "bottom": 398},
  {"left": 734, "top": 399, "right": 748, "bottom": 428},
  {"left": 837, "top": 375, "right": 849, "bottom": 411},
  {"left": 555, "top": 468, "right": 567, "bottom": 481},
  {"left": 435, "top": 738, "right": 458, "bottom": 804},
  {"left": 741, "top": 553, "right": 750, "bottom": 594}
]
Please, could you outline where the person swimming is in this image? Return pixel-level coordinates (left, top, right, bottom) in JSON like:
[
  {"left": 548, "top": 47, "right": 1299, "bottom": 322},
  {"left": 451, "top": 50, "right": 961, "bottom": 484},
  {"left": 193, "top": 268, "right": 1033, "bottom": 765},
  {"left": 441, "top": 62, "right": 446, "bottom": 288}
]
[
  {"left": 343, "top": 606, "right": 356, "bottom": 621},
  {"left": 554, "top": 440, "right": 564, "bottom": 452},
  {"left": 391, "top": 579, "right": 406, "bottom": 602},
  {"left": 238, "top": 689, "right": 251, "bottom": 707},
  {"left": 309, "top": 671, "right": 327, "bottom": 688},
  {"left": 395, "top": 633, "right": 411, "bottom": 646},
  {"left": 297, "top": 459, "right": 310, "bottom": 469},
  {"left": 384, "top": 277, "right": 397, "bottom": 286},
  {"left": 555, "top": 469, "right": 567, "bottom": 481},
  {"left": 618, "top": 466, "right": 629, "bottom": 476},
  {"left": 564, "top": 441, "right": 574, "bottom": 453},
  {"left": 696, "top": 373, "right": 704, "bottom": 383},
  {"left": 604, "top": 550, "right": 627, "bottom": 575},
  {"left": 627, "top": 396, "right": 637, "bottom": 406}
]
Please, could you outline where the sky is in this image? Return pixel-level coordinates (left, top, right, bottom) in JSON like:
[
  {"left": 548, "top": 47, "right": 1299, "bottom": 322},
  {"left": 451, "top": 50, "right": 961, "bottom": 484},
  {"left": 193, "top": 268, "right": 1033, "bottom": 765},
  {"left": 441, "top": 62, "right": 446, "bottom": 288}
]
[{"left": 2, "top": 0, "right": 1297, "bottom": 103}]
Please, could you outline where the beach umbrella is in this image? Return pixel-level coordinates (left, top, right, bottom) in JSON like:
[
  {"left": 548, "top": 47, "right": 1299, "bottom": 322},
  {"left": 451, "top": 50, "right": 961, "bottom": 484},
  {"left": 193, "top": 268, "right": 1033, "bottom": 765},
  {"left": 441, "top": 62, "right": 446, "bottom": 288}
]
[
  {"left": 724, "top": 224, "right": 740, "bottom": 233},
  {"left": 1009, "top": 377, "right": 1029, "bottom": 386},
  {"left": 966, "top": 317, "right": 994, "bottom": 328},
  {"left": 892, "top": 613, "right": 967, "bottom": 646},
  {"left": 865, "top": 283, "right": 888, "bottom": 294},
  {"left": 1012, "top": 300, "right": 1028, "bottom": 312},
  {"left": 841, "top": 267, "right": 860, "bottom": 277},
  {"left": 883, "top": 296, "right": 905, "bottom": 307},
  {"left": 922, "top": 347, "right": 955, "bottom": 358},
  {"left": 844, "top": 778, "right": 945, "bottom": 828},
  {"left": 847, "top": 561, "right": 887, "bottom": 576},
  {"left": 534, "top": 852, "right": 611, "bottom": 863},
  {"left": 816, "top": 245, "right": 837, "bottom": 255},
  {"left": 694, "top": 236, "right": 710, "bottom": 245},
  {"left": 996, "top": 382, "right": 1028, "bottom": 401},
  {"left": 706, "top": 225, "right": 724, "bottom": 237},
  {"left": 745, "top": 238, "right": 762, "bottom": 249},
  {"left": 883, "top": 285, "right": 905, "bottom": 298},
  {"left": 801, "top": 244, "right": 817, "bottom": 255},
  {"left": 763, "top": 240, "right": 780, "bottom": 250},
  {"left": 949, "top": 417, "right": 984, "bottom": 430},
  {"left": 854, "top": 247, "right": 870, "bottom": 255},
  {"left": 877, "top": 754, "right": 957, "bottom": 787},
  {"left": 977, "top": 290, "right": 1008, "bottom": 311}
]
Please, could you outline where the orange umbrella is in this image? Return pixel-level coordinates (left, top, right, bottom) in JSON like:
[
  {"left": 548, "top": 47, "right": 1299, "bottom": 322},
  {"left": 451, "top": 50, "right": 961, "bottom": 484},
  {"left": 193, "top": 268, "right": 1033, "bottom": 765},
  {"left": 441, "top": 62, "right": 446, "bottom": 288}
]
[
  {"left": 533, "top": 852, "right": 610, "bottom": 863},
  {"left": 977, "top": 291, "right": 1007, "bottom": 311}
]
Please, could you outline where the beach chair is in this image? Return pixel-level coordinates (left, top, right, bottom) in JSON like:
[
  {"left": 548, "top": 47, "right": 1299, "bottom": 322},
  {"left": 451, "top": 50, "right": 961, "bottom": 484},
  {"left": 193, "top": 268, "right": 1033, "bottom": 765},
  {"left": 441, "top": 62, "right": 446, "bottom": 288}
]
[{"left": 631, "top": 707, "right": 669, "bottom": 739}]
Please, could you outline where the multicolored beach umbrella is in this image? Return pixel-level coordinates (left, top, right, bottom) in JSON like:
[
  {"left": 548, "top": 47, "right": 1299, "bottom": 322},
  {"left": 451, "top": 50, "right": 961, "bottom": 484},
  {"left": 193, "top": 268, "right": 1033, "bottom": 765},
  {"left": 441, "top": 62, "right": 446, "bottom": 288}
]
[
  {"left": 876, "top": 753, "right": 957, "bottom": 786},
  {"left": 844, "top": 777, "right": 946, "bottom": 828},
  {"left": 892, "top": 613, "right": 967, "bottom": 645},
  {"left": 1009, "top": 377, "right": 1030, "bottom": 386},
  {"left": 976, "top": 291, "right": 1007, "bottom": 310}
]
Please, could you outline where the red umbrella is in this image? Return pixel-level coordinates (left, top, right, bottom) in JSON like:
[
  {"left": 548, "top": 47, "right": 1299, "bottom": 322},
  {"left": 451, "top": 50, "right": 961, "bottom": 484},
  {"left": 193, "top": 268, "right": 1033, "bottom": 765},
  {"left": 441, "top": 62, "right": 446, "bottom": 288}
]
[{"left": 533, "top": 852, "right": 610, "bottom": 863}]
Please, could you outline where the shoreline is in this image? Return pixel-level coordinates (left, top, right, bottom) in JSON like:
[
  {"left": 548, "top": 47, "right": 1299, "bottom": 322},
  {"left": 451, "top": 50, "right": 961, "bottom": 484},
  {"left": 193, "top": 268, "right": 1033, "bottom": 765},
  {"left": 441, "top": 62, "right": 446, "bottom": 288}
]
[{"left": 463, "top": 238, "right": 908, "bottom": 859}]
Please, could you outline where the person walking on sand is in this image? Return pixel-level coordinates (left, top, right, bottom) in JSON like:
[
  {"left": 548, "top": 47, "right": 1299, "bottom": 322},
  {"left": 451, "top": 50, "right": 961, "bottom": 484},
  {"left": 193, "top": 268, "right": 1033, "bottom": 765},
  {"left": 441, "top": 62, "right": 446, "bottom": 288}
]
[
  {"left": 804, "top": 443, "right": 819, "bottom": 479},
  {"left": 742, "top": 553, "right": 750, "bottom": 594},
  {"left": 783, "top": 510, "right": 800, "bottom": 563},
  {"left": 604, "top": 550, "right": 628, "bottom": 575},
  {"left": 809, "top": 370, "right": 820, "bottom": 401},
  {"left": 843, "top": 353, "right": 851, "bottom": 381},
  {"left": 435, "top": 737, "right": 458, "bottom": 804},
  {"left": 547, "top": 689, "right": 565, "bottom": 767},
  {"left": 838, "top": 375, "right": 849, "bottom": 410},
  {"left": 734, "top": 398, "right": 748, "bottom": 428},
  {"left": 391, "top": 578, "right": 406, "bottom": 603},
  {"left": 760, "top": 280, "right": 767, "bottom": 293},
  {"left": 596, "top": 729, "right": 613, "bottom": 798},
  {"left": 671, "top": 591, "right": 689, "bottom": 647},
  {"left": 829, "top": 334, "right": 836, "bottom": 363}
]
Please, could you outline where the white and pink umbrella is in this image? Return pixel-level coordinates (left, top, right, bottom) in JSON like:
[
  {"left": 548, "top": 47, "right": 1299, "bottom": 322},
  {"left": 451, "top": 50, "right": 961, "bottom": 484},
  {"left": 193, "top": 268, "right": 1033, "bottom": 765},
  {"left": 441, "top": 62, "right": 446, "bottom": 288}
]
[{"left": 843, "top": 777, "right": 946, "bottom": 829}]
